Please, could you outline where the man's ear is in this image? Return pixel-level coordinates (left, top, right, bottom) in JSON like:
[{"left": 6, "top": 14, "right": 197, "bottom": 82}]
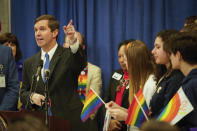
[
  {"left": 52, "top": 29, "right": 59, "bottom": 38},
  {"left": 177, "top": 51, "right": 182, "bottom": 61}
]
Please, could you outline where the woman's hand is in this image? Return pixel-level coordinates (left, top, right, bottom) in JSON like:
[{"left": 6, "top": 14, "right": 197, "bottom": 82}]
[{"left": 105, "top": 101, "right": 128, "bottom": 121}]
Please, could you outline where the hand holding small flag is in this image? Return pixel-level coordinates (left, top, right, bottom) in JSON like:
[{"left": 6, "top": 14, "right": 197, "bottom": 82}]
[
  {"left": 126, "top": 88, "right": 149, "bottom": 128},
  {"left": 105, "top": 101, "right": 128, "bottom": 121},
  {"left": 157, "top": 87, "right": 194, "bottom": 125},
  {"left": 80, "top": 88, "right": 105, "bottom": 122}
]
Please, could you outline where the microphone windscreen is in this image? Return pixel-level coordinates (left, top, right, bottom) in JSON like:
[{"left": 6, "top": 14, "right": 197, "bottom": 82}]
[
  {"left": 44, "top": 69, "right": 50, "bottom": 78},
  {"left": 39, "top": 60, "right": 43, "bottom": 68}
]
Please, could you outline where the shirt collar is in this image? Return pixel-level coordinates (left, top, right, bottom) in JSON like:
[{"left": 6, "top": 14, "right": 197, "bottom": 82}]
[{"left": 41, "top": 43, "right": 58, "bottom": 61}]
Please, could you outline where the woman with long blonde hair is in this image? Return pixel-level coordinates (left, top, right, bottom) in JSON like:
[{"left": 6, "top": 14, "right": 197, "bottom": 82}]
[
  {"left": 105, "top": 40, "right": 156, "bottom": 130},
  {"left": 126, "top": 40, "right": 156, "bottom": 105}
]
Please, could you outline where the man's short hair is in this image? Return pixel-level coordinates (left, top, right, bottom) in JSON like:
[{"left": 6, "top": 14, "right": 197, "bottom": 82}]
[
  {"left": 34, "top": 14, "right": 59, "bottom": 32},
  {"left": 168, "top": 32, "right": 197, "bottom": 65}
]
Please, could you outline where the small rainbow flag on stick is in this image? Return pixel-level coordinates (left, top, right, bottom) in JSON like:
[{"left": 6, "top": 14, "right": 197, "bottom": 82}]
[
  {"left": 81, "top": 88, "right": 105, "bottom": 122},
  {"left": 157, "top": 87, "right": 194, "bottom": 125},
  {"left": 125, "top": 88, "right": 149, "bottom": 128}
]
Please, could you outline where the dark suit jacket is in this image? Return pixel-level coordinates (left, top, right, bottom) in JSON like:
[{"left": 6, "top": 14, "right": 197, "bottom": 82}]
[
  {"left": 20, "top": 45, "right": 90, "bottom": 130},
  {"left": 0, "top": 45, "right": 19, "bottom": 110}
]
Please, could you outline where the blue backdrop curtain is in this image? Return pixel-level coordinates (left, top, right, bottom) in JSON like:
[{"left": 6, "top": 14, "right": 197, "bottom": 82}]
[{"left": 11, "top": 0, "right": 197, "bottom": 95}]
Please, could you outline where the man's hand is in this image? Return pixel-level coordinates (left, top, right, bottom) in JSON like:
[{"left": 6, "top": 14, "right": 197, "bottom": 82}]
[
  {"left": 63, "top": 20, "right": 76, "bottom": 44},
  {"left": 31, "top": 93, "right": 45, "bottom": 106}
]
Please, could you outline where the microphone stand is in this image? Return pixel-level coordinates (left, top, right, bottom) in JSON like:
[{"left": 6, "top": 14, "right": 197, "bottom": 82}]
[
  {"left": 44, "top": 71, "right": 50, "bottom": 127},
  {"left": 25, "top": 74, "right": 36, "bottom": 109},
  {"left": 25, "top": 61, "right": 43, "bottom": 109}
]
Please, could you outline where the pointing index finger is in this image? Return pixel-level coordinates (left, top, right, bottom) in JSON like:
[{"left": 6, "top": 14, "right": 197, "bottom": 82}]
[{"left": 67, "top": 19, "right": 73, "bottom": 27}]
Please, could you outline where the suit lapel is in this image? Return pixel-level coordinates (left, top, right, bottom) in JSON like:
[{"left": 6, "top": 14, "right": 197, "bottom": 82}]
[
  {"left": 112, "top": 80, "right": 119, "bottom": 100},
  {"left": 49, "top": 45, "right": 63, "bottom": 78},
  {"left": 33, "top": 52, "right": 42, "bottom": 74},
  {"left": 112, "top": 70, "right": 124, "bottom": 100}
]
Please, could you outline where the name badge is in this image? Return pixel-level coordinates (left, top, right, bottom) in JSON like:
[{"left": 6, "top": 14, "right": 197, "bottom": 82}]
[
  {"left": 112, "top": 72, "right": 122, "bottom": 80},
  {"left": 0, "top": 74, "right": 5, "bottom": 88},
  {"left": 0, "top": 64, "right": 5, "bottom": 88}
]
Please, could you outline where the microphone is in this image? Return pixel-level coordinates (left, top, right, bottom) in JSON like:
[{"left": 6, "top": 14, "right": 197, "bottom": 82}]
[
  {"left": 25, "top": 60, "right": 43, "bottom": 109},
  {"left": 44, "top": 69, "right": 50, "bottom": 81},
  {"left": 35, "top": 60, "right": 43, "bottom": 77}
]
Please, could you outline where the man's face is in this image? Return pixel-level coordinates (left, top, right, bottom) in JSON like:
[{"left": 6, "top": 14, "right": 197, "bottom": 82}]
[{"left": 34, "top": 20, "right": 54, "bottom": 49}]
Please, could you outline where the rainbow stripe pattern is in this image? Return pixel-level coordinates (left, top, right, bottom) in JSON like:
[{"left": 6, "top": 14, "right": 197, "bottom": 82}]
[
  {"left": 81, "top": 89, "right": 103, "bottom": 122},
  {"left": 126, "top": 88, "right": 149, "bottom": 128},
  {"left": 77, "top": 67, "right": 88, "bottom": 103},
  {"left": 157, "top": 91, "right": 181, "bottom": 122}
]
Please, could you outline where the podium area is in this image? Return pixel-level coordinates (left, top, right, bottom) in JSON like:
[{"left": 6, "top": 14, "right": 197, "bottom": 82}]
[{"left": 0, "top": 109, "right": 70, "bottom": 131}]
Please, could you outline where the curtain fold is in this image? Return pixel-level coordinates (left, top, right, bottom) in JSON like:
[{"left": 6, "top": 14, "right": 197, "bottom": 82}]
[{"left": 11, "top": 0, "right": 197, "bottom": 92}]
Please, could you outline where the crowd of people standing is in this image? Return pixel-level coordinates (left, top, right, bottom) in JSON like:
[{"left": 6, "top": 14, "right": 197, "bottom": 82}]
[{"left": 0, "top": 15, "right": 197, "bottom": 131}]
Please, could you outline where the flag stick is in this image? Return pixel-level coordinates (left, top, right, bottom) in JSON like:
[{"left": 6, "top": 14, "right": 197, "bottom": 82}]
[
  {"left": 90, "top": 88, "right": 106, "bottom": 105},
  {"left": 103, "top": 110, "right": 111, "bottom": 131},
  {"left": 134, "top": 95, "right": 149, "bottom": 121}
]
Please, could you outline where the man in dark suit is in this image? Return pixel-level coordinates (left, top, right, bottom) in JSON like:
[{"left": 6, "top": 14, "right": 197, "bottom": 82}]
[
  {"left": 20, "top": 15, "right": 87, "bottom": 130},
  {"left": 0, "top": 44, "right": 19, "bottom": 110}
]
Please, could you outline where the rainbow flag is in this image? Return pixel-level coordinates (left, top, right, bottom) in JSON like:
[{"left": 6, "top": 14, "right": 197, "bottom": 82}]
[
  {"left": 81, "top": 88, "right": 104, "bottom": 122},
  {"left": 125, "top": 88, "right": 149, "bottom": 128},
  {"left": 157, "top": 87, "right": 194, "bottom": 125}
]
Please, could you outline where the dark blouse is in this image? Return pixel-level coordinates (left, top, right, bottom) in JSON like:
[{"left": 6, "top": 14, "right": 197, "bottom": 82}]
[{"left": 149, "top": 70, "right": 184, "bottom": 118}]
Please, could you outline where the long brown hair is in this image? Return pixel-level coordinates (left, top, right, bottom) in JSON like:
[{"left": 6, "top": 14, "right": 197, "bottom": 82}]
[
  {"left": 126, "top": 40, "right": 155, "bottom": 103},
  {"left": 154, "top": 30, "right": 179, "bottom": 83}
]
